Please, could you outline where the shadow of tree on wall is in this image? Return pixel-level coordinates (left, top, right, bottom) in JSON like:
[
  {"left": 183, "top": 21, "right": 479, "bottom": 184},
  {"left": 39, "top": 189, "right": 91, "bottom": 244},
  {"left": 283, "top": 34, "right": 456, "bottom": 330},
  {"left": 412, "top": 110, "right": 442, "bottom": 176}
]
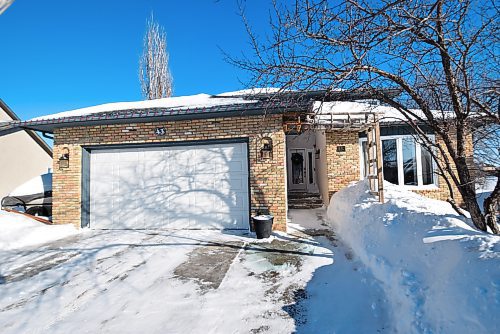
[{"left": 88, "top": 144, "right": 250, "bottom": 231}]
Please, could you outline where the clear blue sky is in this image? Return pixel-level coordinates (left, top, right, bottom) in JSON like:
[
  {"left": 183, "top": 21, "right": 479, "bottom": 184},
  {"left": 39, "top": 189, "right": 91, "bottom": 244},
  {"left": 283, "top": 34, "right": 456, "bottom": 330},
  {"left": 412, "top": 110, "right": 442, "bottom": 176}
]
[{"left": 0, "top": 0, "right": 271, "bottom": 120}]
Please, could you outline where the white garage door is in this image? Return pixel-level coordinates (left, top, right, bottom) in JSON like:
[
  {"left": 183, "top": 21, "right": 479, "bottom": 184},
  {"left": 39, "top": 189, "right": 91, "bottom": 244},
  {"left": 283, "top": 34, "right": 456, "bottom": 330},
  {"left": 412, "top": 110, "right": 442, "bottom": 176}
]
[{"left": 89, "top": 142, "right": 249, "bottom": 229}]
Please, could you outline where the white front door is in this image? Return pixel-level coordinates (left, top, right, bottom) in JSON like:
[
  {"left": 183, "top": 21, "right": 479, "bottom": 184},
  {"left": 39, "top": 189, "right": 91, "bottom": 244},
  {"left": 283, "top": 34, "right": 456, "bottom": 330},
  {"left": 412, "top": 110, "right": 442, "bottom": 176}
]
[
  {"left": 288, "top": 149, "right": 307, "bottom": 191},
  {"left": 89, "top": 142, "right": 249, "bottom": 230}
]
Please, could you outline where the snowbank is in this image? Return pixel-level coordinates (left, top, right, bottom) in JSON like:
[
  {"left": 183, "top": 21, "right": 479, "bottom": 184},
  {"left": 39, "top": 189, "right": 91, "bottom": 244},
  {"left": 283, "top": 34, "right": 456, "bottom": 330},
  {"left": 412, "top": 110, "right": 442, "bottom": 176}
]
[
  {"left": 327, "top": 181, "right": 500, "bottom": 334},
  {"left": 476, "top": 176, "right": 498, "bottom": 212},
  {"left": 0, "top": 210, "right": 78, "bottom": 250}
]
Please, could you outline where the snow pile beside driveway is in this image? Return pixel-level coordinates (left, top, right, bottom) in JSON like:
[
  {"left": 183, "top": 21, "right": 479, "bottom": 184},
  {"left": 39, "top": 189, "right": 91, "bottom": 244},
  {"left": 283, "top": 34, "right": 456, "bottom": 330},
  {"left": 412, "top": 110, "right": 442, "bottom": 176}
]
[
  {"left": 0, "top": 210, "right": 78, "bottom": 250},
  {"left": 327, "top": 181, "right": 500, "bottom": 334}
]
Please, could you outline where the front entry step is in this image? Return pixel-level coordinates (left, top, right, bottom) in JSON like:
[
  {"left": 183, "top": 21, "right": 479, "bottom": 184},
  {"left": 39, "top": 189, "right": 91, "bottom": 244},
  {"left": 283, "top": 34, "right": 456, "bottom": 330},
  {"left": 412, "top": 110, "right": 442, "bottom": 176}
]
[{"left": 288, "top": 192, "right": 324, "bottom": 209}]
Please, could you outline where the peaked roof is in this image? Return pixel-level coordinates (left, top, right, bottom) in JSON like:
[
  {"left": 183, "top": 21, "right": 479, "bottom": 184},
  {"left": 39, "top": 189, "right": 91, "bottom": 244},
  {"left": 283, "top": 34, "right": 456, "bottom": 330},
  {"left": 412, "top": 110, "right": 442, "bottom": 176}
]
[
  {"left": 0, "top": 88, "right": 401, "bottom": 136},
  {"left": 0, "top": 99, "right": 52, "bottom": 157}
]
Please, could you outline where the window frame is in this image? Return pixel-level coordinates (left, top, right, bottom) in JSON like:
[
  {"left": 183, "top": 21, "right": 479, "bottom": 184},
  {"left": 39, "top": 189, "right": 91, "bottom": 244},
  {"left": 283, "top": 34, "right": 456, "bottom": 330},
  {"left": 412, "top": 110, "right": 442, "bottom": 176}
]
[{"left": 359, "top": 134, "right": 439, "bottom": 189}]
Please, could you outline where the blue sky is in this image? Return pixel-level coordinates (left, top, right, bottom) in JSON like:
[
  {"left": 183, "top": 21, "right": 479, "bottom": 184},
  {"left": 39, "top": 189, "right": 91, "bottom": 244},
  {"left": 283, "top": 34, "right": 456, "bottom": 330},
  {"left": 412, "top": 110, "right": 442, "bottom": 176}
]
[{"left": 0, "top": 0, "right": 271, "bottom": 120}]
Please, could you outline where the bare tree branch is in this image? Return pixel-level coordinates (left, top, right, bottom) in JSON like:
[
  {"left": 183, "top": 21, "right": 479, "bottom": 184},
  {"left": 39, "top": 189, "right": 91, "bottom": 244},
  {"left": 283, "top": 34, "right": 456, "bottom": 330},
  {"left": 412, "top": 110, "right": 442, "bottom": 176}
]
[{"left": 139, "top": 14, "right": 173, "bottom": 100}]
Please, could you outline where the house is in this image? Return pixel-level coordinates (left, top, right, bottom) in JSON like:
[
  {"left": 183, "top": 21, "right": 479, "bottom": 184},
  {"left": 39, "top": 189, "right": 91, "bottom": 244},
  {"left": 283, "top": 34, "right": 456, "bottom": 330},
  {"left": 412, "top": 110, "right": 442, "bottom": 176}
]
[
  {"left": 0, "top": 99, "right": 52, "bottom": 200},
  {"left": 0, "top": 89, "right": 471, "bottom": 231}
]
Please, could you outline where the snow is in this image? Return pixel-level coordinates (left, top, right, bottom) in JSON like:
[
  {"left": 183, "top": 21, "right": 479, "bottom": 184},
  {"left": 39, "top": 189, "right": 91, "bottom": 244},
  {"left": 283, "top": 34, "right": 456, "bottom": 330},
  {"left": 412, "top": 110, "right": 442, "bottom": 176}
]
[
  {"left": 31, "top": 93, "right": 258, "bottom": 121},
  {"left": 2, "top": 181, "right": 498, "bottom": 332},
  {"left": 0, "top": 208, "right": 393, "bottom": 333},
  {"left": 0, "top": 210, "right": 77, "bottom": 250},
  {"left": 253, "top": 214, "right": 274, "bottom": 220},
  {"left": 215, "top": 87, "right": 283, "bottom": 96},
  {"left": 313, "top": 101, "right": 453, "bottom": 123},
  {"left": 8, "top": 172, "right": 52, "bottom": 196},
  {"left": 476, "top": 176, "right": 498, "bottom": 212},
  {"left": 327, "top": 180, "right": 500, "bottom": 333}
]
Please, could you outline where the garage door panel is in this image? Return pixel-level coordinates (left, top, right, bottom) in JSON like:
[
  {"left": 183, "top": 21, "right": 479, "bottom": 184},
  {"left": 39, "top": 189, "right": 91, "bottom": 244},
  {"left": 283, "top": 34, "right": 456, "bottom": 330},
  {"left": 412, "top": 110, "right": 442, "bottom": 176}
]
[{"left": 90, "top": 142, "right": 249, "bottom": 230}]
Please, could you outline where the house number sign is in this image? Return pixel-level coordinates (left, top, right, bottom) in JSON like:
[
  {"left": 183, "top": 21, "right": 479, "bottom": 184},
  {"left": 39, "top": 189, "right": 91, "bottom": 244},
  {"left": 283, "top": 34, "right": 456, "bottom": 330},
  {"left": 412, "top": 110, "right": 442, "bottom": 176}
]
[{"left": 154, "top": 127, "right": 166, "bottom": 136}]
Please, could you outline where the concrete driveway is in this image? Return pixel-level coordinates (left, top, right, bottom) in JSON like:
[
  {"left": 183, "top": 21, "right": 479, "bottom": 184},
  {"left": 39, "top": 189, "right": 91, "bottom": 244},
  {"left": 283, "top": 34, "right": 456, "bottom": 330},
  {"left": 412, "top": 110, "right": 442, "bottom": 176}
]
[{"left": 0, "top": 209, "right": 388, "bottom": 334}]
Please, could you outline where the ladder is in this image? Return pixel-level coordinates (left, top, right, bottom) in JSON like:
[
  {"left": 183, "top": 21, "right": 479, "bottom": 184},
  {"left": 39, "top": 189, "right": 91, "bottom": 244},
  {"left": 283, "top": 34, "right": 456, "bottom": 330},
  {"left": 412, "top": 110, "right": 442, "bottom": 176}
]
[{"left": 366, "top": 119, "right": 385, "bottom": 203}]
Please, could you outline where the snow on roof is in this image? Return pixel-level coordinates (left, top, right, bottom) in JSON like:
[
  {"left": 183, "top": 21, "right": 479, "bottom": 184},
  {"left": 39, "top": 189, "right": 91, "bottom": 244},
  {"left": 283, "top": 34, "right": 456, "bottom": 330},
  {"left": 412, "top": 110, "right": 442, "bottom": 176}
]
[
  {"left": 29, "top": 88, "right": 448, "bottom": 124},
  {"left": 215, "top": 87, "right": 283, "bottom": 97},
  {"left": 313, "top": 101, "right": 450, "bottom": 124},
  {"left": 31, "top": 93, "right": 259, "bottom": 121},
  {"left": 9, "top": 173, "right": 52, "bottom": 196}
]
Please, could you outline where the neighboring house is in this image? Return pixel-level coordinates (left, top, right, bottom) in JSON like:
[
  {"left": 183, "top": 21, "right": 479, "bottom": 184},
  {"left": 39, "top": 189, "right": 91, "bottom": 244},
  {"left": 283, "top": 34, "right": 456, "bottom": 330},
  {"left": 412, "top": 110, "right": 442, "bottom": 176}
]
[
  {"left": 0, "top": 89, "right": 472, "bottom": 231},
  {"left": 0, "top": 99, "right": 52, "bottom": 200}
]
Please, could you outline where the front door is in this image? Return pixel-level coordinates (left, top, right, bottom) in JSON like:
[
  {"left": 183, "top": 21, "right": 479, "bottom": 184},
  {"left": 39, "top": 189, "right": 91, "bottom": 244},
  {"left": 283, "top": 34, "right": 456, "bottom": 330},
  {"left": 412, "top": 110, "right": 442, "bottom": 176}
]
[{"left": 288, "top": 149, "right": 307, "bottom": 191}]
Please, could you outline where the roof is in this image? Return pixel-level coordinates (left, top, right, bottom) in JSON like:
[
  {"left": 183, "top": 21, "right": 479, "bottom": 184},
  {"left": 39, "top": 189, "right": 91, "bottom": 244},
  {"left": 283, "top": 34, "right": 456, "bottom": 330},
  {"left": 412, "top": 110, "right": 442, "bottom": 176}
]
[
  {"left": 0, "top": 99, "right": 53, "bottom": 157},
  {"left": 313, "top": 101, "right": 455, "bottom": 125},
  {"left": 0, "top": 88, "right": 402, "bottom": 135}
]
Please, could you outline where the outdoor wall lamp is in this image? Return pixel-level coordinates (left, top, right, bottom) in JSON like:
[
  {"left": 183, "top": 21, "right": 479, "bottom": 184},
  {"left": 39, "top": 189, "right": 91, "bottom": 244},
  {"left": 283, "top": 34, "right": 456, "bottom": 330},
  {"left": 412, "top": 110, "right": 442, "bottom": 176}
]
[
  {"left": 58, "top": 147, "right": 70, "bottom": 169},
  {"left": 315, "top": 148, "right": 320, "bottom": 159},
  {"left": 260, "top": 137, "right": 273, "bottom": 160}
]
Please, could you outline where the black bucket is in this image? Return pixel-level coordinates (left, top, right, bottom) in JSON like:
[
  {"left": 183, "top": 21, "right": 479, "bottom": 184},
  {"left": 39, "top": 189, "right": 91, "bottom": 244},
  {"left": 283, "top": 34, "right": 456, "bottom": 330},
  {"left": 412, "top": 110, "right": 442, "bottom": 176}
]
[{"left": 252, "top": 215, "right": 274, "bottom": 239}]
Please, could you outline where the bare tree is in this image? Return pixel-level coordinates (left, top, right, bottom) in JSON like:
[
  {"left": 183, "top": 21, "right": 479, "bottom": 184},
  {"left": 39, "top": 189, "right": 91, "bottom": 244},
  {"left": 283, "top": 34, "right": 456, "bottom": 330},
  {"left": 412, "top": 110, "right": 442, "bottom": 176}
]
[
  {"left": 139, "top": 14, "right": 173, "bottom": 100},
  {"left": 0, "top": 0, "right": 14, "bottom": 15},
  {"left": 231, "top": 0, "right": 499, "bottom": 233}
]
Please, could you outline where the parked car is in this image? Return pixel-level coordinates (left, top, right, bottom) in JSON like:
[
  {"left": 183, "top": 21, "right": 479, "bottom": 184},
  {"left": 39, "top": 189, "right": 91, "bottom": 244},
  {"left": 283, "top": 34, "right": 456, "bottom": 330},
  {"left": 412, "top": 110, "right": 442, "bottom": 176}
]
[{"left": 1, "top": 173, "right": 52, "bottom": 217}]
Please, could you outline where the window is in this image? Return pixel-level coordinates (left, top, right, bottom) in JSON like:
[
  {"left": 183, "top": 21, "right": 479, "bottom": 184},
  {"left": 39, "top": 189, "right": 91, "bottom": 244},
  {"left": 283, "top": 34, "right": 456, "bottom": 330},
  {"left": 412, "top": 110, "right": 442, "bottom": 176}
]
[
  {"left": 382, "top": 139, "right": 398, "bottom": 184},
  {"left": 360, "top": 135, "right": 437, "bottom": 187}
]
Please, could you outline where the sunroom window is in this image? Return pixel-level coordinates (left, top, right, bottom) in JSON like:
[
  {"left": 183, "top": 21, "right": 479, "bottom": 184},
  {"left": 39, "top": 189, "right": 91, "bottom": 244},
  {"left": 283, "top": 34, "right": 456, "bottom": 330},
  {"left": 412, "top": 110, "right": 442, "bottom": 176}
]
[{"left": 361, "top": 135, "right": 437, "bottom": 187}]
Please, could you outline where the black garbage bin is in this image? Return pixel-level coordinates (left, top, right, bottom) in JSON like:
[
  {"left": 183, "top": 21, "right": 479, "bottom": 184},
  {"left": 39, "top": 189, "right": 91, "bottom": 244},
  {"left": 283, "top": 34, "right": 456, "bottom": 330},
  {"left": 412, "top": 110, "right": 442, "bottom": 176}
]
[{"left": 252, "top": 215, "right": 274, "bottom": 239}]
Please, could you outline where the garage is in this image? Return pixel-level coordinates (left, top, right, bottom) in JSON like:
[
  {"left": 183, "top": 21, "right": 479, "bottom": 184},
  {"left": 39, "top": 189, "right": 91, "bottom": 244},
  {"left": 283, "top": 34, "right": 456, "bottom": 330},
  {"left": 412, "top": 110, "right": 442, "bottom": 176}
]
[{"left": 87, "top": 141, "right": 250, "bottom": 230}]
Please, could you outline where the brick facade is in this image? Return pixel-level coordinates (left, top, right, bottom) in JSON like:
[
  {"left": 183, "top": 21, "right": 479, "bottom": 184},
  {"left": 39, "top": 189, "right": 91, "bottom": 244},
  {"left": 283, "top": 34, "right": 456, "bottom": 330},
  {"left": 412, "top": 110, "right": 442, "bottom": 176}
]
[
  {"left": 324, "top": 128, "right": 473, "bottom": 206},
  {"left": 325, "top": 130, "right": 360, "bottom": 199},
  {"left": 52, "top": 115, "right": 287, "bottom": 231}
]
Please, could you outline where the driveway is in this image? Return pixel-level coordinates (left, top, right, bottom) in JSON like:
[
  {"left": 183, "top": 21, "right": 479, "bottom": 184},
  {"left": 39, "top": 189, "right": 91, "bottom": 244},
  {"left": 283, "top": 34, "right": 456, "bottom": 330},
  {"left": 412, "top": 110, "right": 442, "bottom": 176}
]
[{"left": 0, "top": 209, "right": 389, "bottom": 333}]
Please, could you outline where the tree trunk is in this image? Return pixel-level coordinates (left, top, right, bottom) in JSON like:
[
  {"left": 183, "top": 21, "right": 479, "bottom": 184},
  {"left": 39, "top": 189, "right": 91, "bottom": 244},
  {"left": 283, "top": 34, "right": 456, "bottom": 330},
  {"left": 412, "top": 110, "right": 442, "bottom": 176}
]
[
  {"left": 483, "top": 172, "right": 500, "bottom": 234},
  {"left": 455, "top": 158, "right": 487, "bottom": 231}
]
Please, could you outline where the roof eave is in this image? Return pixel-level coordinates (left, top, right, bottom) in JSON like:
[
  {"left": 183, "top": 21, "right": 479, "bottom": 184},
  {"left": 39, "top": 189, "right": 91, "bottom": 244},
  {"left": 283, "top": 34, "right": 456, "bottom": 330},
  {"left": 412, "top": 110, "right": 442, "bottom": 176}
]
[{"left": 18, "top": 105, "right": 306, "bottom": 134}]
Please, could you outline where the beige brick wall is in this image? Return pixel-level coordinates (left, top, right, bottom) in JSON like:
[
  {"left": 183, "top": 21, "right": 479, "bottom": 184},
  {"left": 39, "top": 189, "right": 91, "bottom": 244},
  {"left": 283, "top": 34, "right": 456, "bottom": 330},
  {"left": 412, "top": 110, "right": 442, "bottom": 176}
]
[
  {"left": 52, "top": 115, "right": 287, "bottom": 231},
  {"left": 414, "top": 130, "right": 474, "bottom": 205},
  {"left": 325, "top": 129, "right": 473, "bottom": 206},
  {"left": 325, "top": 130, "right": 360, "bottom": 199}
]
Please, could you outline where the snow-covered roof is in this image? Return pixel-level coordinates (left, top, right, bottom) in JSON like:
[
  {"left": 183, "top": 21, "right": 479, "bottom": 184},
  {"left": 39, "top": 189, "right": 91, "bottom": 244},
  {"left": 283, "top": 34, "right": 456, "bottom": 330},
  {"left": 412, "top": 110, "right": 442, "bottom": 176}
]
[
  {"left": 8, "top": 173, "right": 52, "bottom": 196},
  {"left": 313, "top": 101, "right": 450, "bottom": 124},
  {"left": 31, "top": 92, "right": 260, "bottom": 121},
  {"left": 0, "top": 88, "right": 409, "bottom": 136}
]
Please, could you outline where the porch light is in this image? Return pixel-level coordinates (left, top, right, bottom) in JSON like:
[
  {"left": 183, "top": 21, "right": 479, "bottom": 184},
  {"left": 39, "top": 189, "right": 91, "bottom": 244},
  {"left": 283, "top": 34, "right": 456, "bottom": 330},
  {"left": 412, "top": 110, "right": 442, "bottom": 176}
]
[
  {"left": 260, "top": 137, "right": 273, "bottom": 160},
  {"left": 58, "top": 147, "right": 70, "bottom": 169}
]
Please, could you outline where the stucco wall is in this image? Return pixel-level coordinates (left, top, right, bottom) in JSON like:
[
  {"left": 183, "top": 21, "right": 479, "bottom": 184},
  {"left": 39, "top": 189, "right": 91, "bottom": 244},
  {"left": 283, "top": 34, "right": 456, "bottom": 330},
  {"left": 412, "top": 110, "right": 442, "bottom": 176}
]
[
  {"left": 315, "top": 130, "right": 329, "bottom": 205},
  {"left": 52, "top": 115, "right": 287, "bottom": 231},
  {"left": 0, "top": 108, "right": 52, "bottom": 199}
]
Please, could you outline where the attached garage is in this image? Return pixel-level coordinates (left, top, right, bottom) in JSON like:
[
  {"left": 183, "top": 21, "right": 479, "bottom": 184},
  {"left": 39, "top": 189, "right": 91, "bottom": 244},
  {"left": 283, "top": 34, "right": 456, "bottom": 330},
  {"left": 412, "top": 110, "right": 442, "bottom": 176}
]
[{"left": 85, "top": 140, "right": 250, "bottom": 230}]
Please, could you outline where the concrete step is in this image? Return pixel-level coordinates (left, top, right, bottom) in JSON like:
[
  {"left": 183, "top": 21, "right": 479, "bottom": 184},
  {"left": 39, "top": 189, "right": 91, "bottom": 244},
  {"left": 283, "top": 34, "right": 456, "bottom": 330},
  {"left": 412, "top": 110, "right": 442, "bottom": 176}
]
[
  {"left": 287, "top": 192, "right": 324, "bottom": 209},
  {"left": 288, "top": 203, "right": 324, "bottom": 209}
]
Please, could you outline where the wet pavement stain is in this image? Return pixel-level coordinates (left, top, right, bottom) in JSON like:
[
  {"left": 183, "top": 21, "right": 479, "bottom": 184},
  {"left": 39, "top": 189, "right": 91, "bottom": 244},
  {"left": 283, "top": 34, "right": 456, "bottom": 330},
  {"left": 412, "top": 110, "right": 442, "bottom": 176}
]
[
  {"left": 173, "top": 241, "right": 244, "bottom": 291},
  {"left": 245, "top": 240, "right": 304, "bottom": 270}
]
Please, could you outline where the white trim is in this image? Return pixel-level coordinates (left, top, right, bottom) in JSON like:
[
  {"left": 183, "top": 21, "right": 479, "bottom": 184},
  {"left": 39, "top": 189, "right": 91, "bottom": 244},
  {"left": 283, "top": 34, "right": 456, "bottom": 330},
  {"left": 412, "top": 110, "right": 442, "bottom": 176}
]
[
  {"left": 396, "top": 138, "right": 404, "bottom": 186},
  {"left": 359, "top": 134, "right": 438, "bottom": 190},
  {"left": 306, "top": 148, "right": 317, "bottom": 192}
]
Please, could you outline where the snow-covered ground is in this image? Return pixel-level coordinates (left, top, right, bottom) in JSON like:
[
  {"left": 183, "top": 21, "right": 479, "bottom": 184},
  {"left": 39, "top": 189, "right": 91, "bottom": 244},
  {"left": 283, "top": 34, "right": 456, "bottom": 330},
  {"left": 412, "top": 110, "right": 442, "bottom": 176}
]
[
  {"left": 327, "top": 181, "right": 500, "bottom": 334},
  {"left": 2, "top": 182, "right": 498, "bottom": 333},
  {"left": 0, "top": 210, "right": 77, "bottom": 250},
  {"left": 0, "top": 209, "right": 393, "bottom": 333}
]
